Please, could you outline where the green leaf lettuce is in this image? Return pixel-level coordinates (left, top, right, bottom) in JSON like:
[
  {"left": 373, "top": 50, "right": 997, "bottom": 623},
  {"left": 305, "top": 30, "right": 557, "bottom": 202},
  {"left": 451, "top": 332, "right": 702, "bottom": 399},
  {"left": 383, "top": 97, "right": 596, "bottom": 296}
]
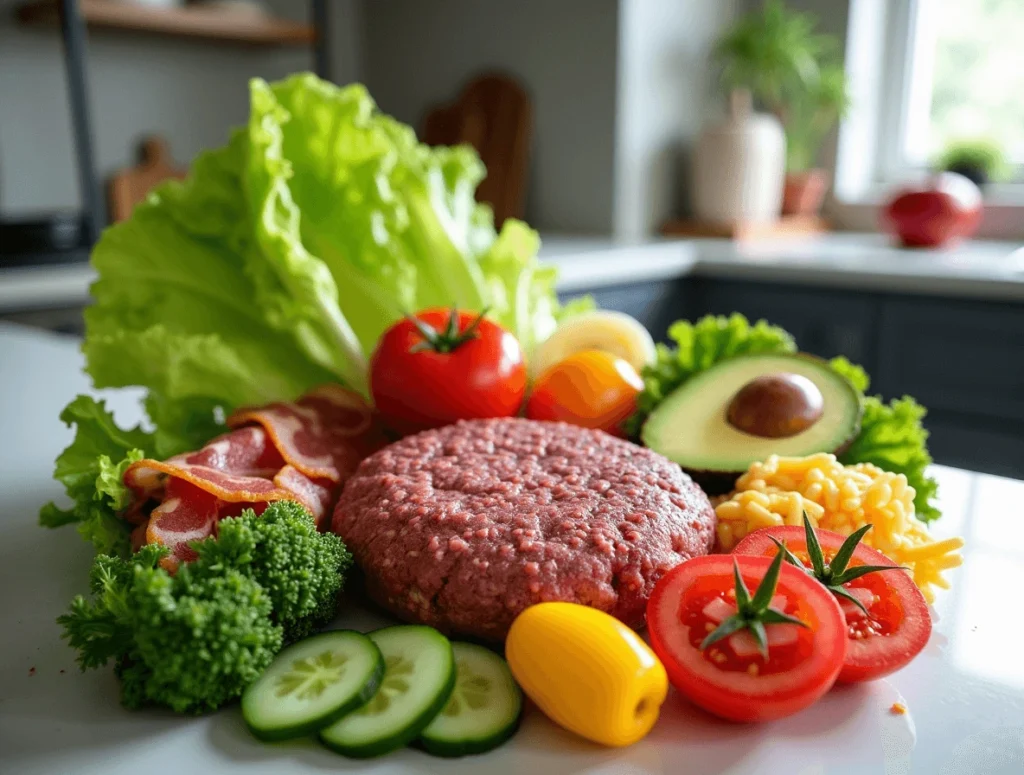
[
  {"left": 82, "top": 74, "right": 561, "bottom": 442},
  {"left": 829, "top": 358, "right": 940, "bottom": 522},
  {"left": 40, "top": 396, "right": 153, "bottom": 556}
]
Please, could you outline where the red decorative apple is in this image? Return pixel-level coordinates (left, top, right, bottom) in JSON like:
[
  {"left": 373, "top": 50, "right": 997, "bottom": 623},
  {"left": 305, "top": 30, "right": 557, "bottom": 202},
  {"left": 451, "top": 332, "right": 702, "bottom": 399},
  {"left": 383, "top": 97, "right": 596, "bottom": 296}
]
[{"left": 882, "top": 173, "right": 983, "bottom": 248}]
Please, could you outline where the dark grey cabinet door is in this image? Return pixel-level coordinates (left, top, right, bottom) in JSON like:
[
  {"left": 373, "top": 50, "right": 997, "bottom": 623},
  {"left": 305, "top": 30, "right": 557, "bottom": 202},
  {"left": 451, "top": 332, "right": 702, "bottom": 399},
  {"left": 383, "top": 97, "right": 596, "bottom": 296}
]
[
  {"left": 559, "top": 279, "right": 688, "bottom": 345},
  {"left": 875, "top": 297, "right": 1024, "bottom": 423},
  {"left": 922, "top": 410, "right": 1024, "bottom": 479},
  {"left": 686, "top": 279, "right": 879, "bottom": 370}
]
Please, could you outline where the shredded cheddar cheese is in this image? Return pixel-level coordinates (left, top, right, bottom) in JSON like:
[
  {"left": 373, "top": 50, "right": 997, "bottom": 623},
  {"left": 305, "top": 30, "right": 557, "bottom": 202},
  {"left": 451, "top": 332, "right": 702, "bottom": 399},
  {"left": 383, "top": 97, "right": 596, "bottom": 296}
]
[{"left": 714, "top": 453, "right": 964, "bottom": 603}]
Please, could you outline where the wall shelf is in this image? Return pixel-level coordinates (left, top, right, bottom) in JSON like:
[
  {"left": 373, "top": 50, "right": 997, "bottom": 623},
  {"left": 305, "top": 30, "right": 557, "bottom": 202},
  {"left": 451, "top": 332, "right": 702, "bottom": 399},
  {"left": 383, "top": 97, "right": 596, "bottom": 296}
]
[{"left": 16, "top": 0, "right": 316, "bottom": 46}]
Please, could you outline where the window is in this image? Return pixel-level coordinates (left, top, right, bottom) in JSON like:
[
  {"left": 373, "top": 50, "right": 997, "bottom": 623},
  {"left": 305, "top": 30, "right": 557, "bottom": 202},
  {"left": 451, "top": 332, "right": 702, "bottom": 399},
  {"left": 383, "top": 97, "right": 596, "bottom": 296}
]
[{"left": 881, "top": 0, "right": 1024, "bottom": 185}]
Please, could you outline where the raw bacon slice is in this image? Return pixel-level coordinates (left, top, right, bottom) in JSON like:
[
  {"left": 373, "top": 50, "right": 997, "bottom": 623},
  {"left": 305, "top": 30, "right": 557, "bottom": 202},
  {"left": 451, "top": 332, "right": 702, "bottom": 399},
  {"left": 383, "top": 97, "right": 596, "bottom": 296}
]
[
  {"left": 227, "top": 384, "right": 383, "bottom": 484},
  {"left": 145, "top": 478, "right": 222, "bottom": 568},
  {"left": 124, "top": 427, "right": 294, "bottom": 508},
  {"left": 123, "top": 385, "right": 384, "bottom": 570},
  {"left": 273, "top": 465, "right": 336, "bottom": 530}
]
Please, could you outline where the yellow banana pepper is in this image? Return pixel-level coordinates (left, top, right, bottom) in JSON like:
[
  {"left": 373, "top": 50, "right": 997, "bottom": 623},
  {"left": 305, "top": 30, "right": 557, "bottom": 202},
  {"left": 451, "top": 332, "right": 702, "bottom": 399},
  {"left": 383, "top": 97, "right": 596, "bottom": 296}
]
[{"left": 505, "top": 602, "right": 668, "bottom": 747}]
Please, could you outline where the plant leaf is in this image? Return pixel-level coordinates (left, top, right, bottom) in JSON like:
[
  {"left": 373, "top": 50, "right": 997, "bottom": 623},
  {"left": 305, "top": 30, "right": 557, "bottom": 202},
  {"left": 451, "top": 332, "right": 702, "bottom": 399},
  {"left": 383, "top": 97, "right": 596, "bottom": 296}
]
[
  {"left": 762, "top": 608, "right": 809, "bottom": 628},
  {"left": 769, "top": 536, "right": 807, "bottom": 571},
  {"left": 830, "top": 584, "right": 871, "bottom": 617},
  {"left": 749, "top": 620, "right": 769, "bottom": 660},
  {"left": 833, "top": 564, "right": 910, "bottom": 585}
]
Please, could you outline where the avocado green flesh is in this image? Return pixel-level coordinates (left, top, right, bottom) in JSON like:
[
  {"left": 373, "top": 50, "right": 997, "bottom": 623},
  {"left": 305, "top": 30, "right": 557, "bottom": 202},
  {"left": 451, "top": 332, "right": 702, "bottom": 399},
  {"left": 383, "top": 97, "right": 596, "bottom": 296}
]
[{"left": 641, "top": 354, "right": 862, "bottom": 474}]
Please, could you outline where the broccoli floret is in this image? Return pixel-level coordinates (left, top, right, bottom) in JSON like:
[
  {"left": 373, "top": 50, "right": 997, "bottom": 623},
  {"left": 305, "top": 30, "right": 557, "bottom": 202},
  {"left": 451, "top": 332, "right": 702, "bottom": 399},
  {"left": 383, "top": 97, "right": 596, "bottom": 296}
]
[
  {"left": 126, "top": 565, "right": 281, "bottom": 712},
  {"left": 59, "top": 545, "right": 166, "bottom": 671},
  {"left": 194, "top": 500, "right": 352, "bottom": 642},
  {"left": 57, "top": 501, "right": 351, "bottom": 714}
]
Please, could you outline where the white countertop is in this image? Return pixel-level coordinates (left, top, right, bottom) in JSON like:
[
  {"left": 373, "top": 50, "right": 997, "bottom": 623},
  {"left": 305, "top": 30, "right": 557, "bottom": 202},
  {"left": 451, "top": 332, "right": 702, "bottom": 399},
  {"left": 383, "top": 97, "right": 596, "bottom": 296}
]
[
  {"left": 2, "top": 233, "right": 1023, "bottom": 314},
  {"left": 542, "top": 233, "right": 1024, "bottom": 300},
  {"left": 2, "top": 321, "right": 1023, "bottom": 775}
]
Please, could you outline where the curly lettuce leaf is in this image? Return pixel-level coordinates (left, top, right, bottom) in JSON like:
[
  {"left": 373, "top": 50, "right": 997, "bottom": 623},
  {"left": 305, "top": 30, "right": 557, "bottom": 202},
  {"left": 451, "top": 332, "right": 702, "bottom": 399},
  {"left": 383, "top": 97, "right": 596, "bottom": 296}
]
[
  {"left": 40, "top": 396, "right": 152, "bottom": 556},
  {"left": 476, "top": 218, "right": 558, "bottom": 356},
  {"left": 262, "top": 74, "right": 556, "bottom": 359},
  {"left": 85, "top": 130, "right": 343, "bottom": 417},
  {"left": 828, "top": 356, "right": 870, "bottom": 393},
  {"left": 626, "top": 313, "right": 797, "bottom": 436},
  {"left": 142, "top": 394, "right": 225, "bottom": 460},
  {"left": 81, "top": 73, "right": 561, "bottom": 450},
  {"left": 829, "top": 358, "right": 940, "bottom": 522},
  {"left": 246, "top": 80, "right": 369, "bottom": 391}
]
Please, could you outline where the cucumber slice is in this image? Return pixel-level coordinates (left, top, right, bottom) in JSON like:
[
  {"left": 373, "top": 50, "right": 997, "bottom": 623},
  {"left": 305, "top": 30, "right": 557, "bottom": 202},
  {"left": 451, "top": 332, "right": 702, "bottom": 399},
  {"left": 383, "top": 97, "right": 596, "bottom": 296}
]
[
  {"left": 318, "top": 625, "right": 456, "bottom": 758},
  {"left": 241, "top": 630, "right": 383, "bottom": 742},
  {"left": 419, "top": 642, "right": 523, "bottom": 757}
]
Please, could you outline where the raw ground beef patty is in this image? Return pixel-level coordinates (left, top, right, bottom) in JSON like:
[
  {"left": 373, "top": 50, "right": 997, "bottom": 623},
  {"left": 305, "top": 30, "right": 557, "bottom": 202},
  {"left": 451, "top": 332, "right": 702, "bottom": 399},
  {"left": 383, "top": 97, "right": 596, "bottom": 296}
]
[{"left": 332, "top": 418, "right": 716, "bottom": 641}]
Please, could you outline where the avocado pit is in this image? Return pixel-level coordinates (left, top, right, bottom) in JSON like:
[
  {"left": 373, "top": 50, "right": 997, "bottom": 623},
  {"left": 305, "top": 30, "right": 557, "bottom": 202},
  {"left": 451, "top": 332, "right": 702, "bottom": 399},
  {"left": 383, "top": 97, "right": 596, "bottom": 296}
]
[{"left": 726, "top": 373, "right": 824, "bottom": 439}]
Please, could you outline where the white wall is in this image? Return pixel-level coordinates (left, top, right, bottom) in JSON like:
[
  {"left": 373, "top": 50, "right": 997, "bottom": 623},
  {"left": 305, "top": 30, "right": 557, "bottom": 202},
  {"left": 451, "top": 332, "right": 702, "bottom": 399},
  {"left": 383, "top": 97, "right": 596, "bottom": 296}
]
[
  {"left": 361, "top": 0, "right": 619, "bottom": 234},
  {"left": 613, "top": 0, "right": 740, "bottom": 239},
  {"left": 0, "top": 0, "right": 359, "bottom": 217},
  {"left": 0, "top": 0, "right": 743, "bottom": 239}
]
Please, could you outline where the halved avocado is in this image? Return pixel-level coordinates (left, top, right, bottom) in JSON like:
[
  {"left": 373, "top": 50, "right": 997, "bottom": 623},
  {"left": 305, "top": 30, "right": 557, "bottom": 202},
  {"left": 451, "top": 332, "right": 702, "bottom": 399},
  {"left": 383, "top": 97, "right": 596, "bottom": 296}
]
[{"left": 641, "top": 353, "right": 862, "bottom": 494}]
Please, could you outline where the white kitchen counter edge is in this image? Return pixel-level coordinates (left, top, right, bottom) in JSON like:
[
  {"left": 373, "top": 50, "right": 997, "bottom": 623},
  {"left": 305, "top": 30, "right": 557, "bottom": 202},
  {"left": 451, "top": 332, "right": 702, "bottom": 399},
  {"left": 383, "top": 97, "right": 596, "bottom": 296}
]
[{"left": 2, "top": 233, "right": 1023, "bottom": 312}]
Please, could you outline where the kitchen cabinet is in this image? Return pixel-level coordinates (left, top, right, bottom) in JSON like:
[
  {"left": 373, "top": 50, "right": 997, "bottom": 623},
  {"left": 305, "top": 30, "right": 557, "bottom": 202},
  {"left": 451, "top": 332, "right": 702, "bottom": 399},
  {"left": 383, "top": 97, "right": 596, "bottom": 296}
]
[
  {"left": 687, "top": 279, "right": 879, "bottom": 372},
  {"left": 582, "top": 280, "right": 688, "bottom": 346},
  {"left": 561, "top": 276, "right": 1024, "bottom": 479}
]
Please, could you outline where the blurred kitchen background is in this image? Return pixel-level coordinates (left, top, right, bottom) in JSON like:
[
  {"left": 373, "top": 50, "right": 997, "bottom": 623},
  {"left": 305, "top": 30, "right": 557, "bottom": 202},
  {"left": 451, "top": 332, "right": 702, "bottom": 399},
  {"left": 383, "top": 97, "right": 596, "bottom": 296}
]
[{"left": 1, "top": 0, "right": 1023, "bottom": 477}]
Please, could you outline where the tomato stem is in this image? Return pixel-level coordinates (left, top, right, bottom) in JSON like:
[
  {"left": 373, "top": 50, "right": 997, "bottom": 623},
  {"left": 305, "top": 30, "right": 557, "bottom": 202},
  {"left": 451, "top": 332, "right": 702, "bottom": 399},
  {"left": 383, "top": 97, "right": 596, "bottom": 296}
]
[
  {"left": 407, "top": 306, "right": 492, "bottom": 354},
  {"left": 773, "top": 515, "right": 911, "bottom": 616},
  {"left": 701, "top": 548, "right": 808, "bottom": 660}
]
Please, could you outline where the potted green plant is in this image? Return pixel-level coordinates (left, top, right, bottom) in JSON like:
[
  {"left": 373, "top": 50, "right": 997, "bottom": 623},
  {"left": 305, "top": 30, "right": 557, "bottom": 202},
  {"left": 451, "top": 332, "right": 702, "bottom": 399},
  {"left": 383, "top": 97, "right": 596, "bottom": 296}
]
[
  {"left": 937, "top": 139, "right": 1008, "bottom": 187},
  {"left": 712, "top": 0, "right": 850, "bottom": 218},
  {"left": 781, "top": 62, "right": 850, "bottom": 215}
]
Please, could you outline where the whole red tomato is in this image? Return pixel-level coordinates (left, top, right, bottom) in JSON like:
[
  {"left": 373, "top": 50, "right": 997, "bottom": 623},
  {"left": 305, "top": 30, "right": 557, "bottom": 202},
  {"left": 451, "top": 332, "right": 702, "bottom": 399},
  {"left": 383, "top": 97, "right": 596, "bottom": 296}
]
[
  {"left": 882, "top": 172, "right": 982, "bottom": 248},
  {"left": 370, "top": 307, "right": 527, "bottom": 434}
]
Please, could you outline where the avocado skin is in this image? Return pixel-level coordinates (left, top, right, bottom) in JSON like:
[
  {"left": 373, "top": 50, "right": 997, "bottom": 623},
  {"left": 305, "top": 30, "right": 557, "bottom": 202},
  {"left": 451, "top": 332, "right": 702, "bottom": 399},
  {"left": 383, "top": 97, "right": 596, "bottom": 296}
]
[
  {"left": 681, "top": 431, "right": 859, "bottom": 497},
  {"left": 685, "top": 469, "right": 744, "bottom": 497}
]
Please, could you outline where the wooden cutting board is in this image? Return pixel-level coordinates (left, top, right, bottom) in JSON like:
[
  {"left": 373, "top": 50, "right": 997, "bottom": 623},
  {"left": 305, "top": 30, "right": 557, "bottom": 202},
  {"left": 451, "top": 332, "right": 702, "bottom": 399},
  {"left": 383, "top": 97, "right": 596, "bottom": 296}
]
[
  {"left": 108, "top": 135, "right": 187, "bottom": 222},
  {"left": 423, "top": 74, "right": 532, "bottom": 227}
]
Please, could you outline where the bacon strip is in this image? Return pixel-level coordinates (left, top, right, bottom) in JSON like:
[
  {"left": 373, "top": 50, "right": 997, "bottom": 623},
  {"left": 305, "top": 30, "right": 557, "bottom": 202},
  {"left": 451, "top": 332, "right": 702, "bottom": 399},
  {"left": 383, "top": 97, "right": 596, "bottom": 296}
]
[
  {"left": 227, "top": 384, "right": 384, "bottom": 483},
  {"left": 124, "top": 386, "right": 382, "bottom": 570},
  {"left": 125, "top": 427, "right": 293, "bottom": 507}
]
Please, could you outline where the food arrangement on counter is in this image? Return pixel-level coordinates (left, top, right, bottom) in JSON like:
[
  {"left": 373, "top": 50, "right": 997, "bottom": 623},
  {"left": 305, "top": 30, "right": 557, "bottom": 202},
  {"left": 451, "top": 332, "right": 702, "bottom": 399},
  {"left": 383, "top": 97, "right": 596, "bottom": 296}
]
[{"left": 39, "top": 73, "right": 964, "bottom": 761}]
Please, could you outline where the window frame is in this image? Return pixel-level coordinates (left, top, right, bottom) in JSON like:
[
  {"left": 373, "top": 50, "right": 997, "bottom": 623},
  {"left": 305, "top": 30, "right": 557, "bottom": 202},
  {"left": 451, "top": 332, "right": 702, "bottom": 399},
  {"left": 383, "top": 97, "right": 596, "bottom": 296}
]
[
  {"left": 874, "top": 0, "right": 1024, "bottom": 191},
  {"left": 831, "top": 0, "right": 1024, "bottom": 237}
]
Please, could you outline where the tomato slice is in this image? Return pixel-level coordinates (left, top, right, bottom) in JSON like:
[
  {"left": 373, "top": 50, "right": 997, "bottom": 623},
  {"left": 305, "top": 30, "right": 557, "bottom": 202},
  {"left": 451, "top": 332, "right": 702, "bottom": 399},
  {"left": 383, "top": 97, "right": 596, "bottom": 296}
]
[
  {"left": 733, "top": 526, "right": 932, "bottom": 683},
  {"left": 646, "top": 555, "right": 846, "bottom": 722}
]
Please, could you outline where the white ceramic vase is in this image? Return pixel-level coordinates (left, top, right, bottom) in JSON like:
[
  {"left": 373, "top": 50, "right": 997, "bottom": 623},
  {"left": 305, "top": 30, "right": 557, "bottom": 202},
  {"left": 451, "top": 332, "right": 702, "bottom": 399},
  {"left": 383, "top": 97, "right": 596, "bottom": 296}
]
[{"left": 692, "top": 90, "right": 786, "bottom": 225}]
